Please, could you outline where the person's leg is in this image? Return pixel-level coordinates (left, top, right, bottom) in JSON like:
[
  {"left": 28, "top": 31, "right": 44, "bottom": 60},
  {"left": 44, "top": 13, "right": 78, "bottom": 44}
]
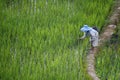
[
  {"left": 90, "top": 41, "right": 95, "bottom": 50},
  {"left": 91, "top": 37, "right": 98, "bottom": 50}
]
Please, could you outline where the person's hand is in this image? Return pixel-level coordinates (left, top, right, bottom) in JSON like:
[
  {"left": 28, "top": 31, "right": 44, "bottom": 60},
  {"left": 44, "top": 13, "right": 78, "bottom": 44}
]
[
  {"left": 77, "top": 37, "right": 83, "bottom": 40},
  {"left": 80, "top": 37, "right": 84, "bottom": 40}
]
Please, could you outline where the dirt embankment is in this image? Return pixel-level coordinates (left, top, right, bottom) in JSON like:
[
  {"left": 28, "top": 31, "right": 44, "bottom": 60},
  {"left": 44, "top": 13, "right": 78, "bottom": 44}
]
[{"left": 87, "top": 0, "right": 120, "bottom": 80}]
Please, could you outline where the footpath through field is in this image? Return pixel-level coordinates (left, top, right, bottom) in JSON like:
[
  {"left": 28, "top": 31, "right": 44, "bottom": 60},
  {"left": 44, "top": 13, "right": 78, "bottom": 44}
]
[{"left": 86, "top": 0, "right": 120, "bottom": 80}]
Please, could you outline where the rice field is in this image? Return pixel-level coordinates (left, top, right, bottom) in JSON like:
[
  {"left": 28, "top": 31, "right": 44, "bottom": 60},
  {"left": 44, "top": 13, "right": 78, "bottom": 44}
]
[
  {"left": 0, "top": 0, "right": 114, "bottom": 80},
  {"left": 96, "top": 24, "right": 120, "bottom": 80}
]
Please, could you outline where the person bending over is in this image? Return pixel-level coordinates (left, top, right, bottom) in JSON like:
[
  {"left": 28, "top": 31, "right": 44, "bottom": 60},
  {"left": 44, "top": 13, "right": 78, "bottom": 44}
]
[{"left": 79, "top": 25, "right": 99, "bottom": 50}]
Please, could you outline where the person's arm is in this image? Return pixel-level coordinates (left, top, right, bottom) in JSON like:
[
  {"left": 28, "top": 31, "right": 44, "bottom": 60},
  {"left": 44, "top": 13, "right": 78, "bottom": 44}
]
[{"left": 80, "top": 32, "right": 86, "bottom": 39}]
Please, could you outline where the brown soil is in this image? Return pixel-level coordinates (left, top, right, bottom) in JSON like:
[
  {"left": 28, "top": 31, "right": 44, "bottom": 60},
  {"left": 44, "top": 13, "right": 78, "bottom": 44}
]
[{"left": 87, "top": 0, "right": 120, "bottom": 80}]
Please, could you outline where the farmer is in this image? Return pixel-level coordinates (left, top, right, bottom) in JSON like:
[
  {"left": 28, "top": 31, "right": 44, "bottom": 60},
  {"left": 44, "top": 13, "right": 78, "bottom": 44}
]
[{"left": 79, "top": 25, "right": 99, "bottom": 50}]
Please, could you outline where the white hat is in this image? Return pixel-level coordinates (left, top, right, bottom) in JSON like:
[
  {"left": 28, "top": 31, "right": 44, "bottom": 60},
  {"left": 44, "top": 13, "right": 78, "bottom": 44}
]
[{"left": 80, "top": 25, "right": 92, "bottom": 32}]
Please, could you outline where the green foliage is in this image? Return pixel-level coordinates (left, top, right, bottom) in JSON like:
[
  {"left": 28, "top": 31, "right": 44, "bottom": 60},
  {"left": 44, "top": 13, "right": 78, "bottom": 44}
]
[
  {"left": 96, "top": 24, "right": 120, "bottom": 80},
  {"left": 0, "top": 0, "right": 113, "bottom": 80},
  {"left": 96, "top": 47, "right": 120, "bottom": 80}
]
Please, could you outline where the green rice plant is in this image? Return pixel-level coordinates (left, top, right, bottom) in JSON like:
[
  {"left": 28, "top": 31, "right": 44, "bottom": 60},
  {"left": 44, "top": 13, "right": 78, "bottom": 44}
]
[
  {"left": 0, "top": 0, "right": 114, "bottom": 80},
  {"left": 96, "top": 24, "right": 120, "bottom": 80},
  {"left": 96, "top": 47, "right": 120, "bottom": 80}
]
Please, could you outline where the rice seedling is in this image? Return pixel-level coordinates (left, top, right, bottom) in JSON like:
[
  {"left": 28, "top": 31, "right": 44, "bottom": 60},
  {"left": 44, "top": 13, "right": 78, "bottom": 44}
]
[
  {"left": 96, "top": 24, "right": 120, "bottom": 80},
  {"left": 0, "top": 0, "right": 114, "bottom": 80}
]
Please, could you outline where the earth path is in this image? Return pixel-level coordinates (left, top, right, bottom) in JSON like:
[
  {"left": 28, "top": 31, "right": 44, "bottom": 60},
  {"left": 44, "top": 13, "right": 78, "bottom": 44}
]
[{"left": 86, "top": 0, "right": 120, "bottom": 80}]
